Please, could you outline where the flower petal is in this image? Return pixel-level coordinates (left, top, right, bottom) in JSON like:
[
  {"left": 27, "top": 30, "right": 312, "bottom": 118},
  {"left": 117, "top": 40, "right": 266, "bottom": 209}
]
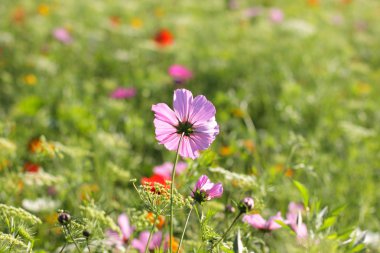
[
  {"left": 152, "top": 103, "right": 178, "bottom": 126},
  {"left": 243, "top": 214, "right": 267, "bottom": 230},
  {"left": 118, "top": 213, "right": 133, "bottom": 240},
  {"left": 188, "top": 95, "right": 216, "bottom": 124},
  {"left": 173, "top": 89, "right": 193, "bottom": 122}
]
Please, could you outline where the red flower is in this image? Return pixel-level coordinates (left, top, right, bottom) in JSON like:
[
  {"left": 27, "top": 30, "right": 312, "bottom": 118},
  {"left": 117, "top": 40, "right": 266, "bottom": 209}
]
[
  {"left": 141, "top": 174, "right": 169, "bottom": 192},
  {"left": 24, "top": 162, "right": 40, "bottom": 173},
  {"left": 154, "top": 29, "right": 174, "bottom": 46}
]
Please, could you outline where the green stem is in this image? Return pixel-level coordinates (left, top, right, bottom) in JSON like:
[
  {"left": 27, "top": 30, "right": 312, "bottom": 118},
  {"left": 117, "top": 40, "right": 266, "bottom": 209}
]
[
  {"left": 169, "top": 133, "right": 184, "bottom": 253},
  {"left": 212, "top": 212, "right": 242, "bottom": 249},
  {"left": 144, "top": 214, "right": 158, "bottom": 253},
  {"left": 176, "top": 204, "right": 194, "bottom": 253},
  {"left": 64, "top": 225, "right": 81, "bottom": 253},
  {"left": 193, "top": 204, "right": 202, "bottom": 222}
]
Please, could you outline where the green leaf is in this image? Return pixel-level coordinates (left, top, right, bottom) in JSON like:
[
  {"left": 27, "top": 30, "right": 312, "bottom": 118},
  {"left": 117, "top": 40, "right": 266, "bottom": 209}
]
[
  {"left": 319, "top": 216, "right": 337, "bottom": 231},
  {"left": 293, "top": 180, "right": 309, "bottom": 208}
]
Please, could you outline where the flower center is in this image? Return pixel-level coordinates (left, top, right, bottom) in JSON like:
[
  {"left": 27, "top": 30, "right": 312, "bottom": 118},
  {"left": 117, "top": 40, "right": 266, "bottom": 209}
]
[{"left": 176, "top": 121, "right": 194, "bottom": 136}]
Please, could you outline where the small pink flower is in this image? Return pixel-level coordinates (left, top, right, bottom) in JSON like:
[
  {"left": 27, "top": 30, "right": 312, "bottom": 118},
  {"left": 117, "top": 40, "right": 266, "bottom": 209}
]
[
  {"left": 110, "top": 87, "right": 136, "bottom": 99},
  {"left": 131, "top": 231, "right": 162, "bottom": 253},
  {"left": 243, "top": 212, "right": 284, "bottom": 231},
  {"left": 106, "top": 213, "right": 134, "bottom": 249},
  {"left": 286, "top": 202, "right": 308, "bottom": 239},
  {"left": 243, "top": 7, "right": 262, "bottom": 19},
  {"left": 168, "top": 65, "right": 193, "bottom": 84},
  {"left": 191, "top": 175, "right": 223, "bottom": 203},
  {"left": 269, "top": 8, "right": 284, "bottom": 23},
  {"left": 153, "top": 161, "right": 187, "bottom": 180},
  {"left": 152, "top": 89, "right": 219, "bottom": 159},
  {"left": 53, "top": 27, "right": 72, "bottom": 44}
]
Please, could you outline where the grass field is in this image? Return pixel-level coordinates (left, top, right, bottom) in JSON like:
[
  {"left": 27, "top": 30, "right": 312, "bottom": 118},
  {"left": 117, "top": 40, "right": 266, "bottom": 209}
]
[{"left": 0, "top": 0, "right": 379, "bottom": 252}]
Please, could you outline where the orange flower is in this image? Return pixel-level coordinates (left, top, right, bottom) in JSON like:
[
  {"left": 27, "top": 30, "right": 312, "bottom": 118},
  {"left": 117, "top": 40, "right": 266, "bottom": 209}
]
[
  {"left": 219, "top": 146, "right": 232, "bottom": 156},
  {"left": 243, "top": 139, "right": 255, "bottom": 152},
  {"left": 109, "top": 16, "right": 121, "bottom": 27},
  {"left": 341, "top": 0, "right": 352, "bottom": 4},
  {"left": 23, "top": 74, "right": 37, "bottom": 86},
  {"left": 166, "top": 236, "right": 181, "bottom": 253},
  {"left": 232, "top": 108, "right": 244, "bottom": 118},
  {"left": 307, "top": 0, "right": 319, "bottom": 6},
  {"left": 284, "top": 168, "right": 294, "bottom": 177},
  {"left": 12, "top": 7, "right": 26, "bottom": 24},
  {"left": 146, "top": 212, "right": 165, "bottom": 229},
  {"left": 28, "top": 138, "right": 43, "bottom": 153},
  {"left": 154, "top": 29, "right": 174, "bottom": 47}
]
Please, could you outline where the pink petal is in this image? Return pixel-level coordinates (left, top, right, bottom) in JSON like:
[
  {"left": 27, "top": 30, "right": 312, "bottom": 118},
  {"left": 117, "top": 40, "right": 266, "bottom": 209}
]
[
  {"left": 118, "top": 213, "right": 133, "bottom": 240},
  {"left": 267, "top": 212, "right": 284, "bottom": 231},
  {"left": 206, "top": 183, "right": 223, "bottom": 200},
  {"left": 188, "top": 95, "right": 216, "bottom": 124},
  {"left": 243, "top": 214, "right": 267, "bottom": 230},
  {"left": 161, "top": 133, "right": 181, "bottom": 151},
  {"left": 173, "top": 89, "right": 193, "bottom": 122},
  {"left": 152, "top": 103, "right": 178, "bottom": 126}
]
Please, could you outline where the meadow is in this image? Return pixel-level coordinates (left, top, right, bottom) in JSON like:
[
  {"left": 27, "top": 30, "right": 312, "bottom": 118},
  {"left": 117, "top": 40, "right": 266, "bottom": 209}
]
[{"left": 0, "top": 0, "right": 379, "bottom": 252}]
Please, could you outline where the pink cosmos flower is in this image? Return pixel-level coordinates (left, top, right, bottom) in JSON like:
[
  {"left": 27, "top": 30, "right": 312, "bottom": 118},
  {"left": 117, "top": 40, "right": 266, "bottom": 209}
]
[
  {"left": 168, "top": 65, "right": 193, "bottom": 84},
  {"left": 110, "top": 87, "right": 136, "bottom": 99},
  {"left": 286, "top": 202, "right": 308, "bottom": 239},
  {"left": 53, "top": 27, "right": 72, "bottom": 44},
  {"left": 243, "top": 212, "right": 284, "bottom": 231},
  {"left": 191, "top": 175, "right": 223, "bottom": 203},
  {"left": 269, "top": 8, "right": 284, "bottom": 23},
  {"left": 152, "top": 89, "right": 219, "bottom": 159},
  {"left": 131, "top": 231, "right": 162, "bottom": 253},
  {"left": 153, "top": 161, "right": 187, "bottom": 180},
  {"left": 106, "top": 213, "right": 134, "bottom": 249}
]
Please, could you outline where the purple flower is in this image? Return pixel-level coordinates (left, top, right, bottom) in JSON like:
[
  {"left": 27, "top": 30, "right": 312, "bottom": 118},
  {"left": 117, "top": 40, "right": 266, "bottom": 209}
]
[
  {"left": 168, "top": 65, "right": 193, "bottom": 84},
  {"left": 152, "top": 89, "right": 219, "bottom": 159},
  {"left": 243, "top": 7, "right": 262, "bottom": 19},
  {"left": 243, "top": 212, "right": 284, "bottom": 231},
  {"left": 239, "top": 197, "right": 254, "bottom": 213},
  {"left": 110, "top": 87, "right": 136, "bottom": 99},
  {"left": 191, "top": 175, "right": 223, "bottom": 203},
  {"left": 106, "top": 213, "right": 134, "bottom": 249},
  {"left": 131, "top": 231, "right": 162, "bottom": 253},
  {"left": 53, "top": 27, "right": 72, "bottom": 44},
  {"left": 286, "top": 202, "right": 308, "bottom": 239},
  {"left": 269, "top": 8, "right": 284, "bottom": 23},
  {"left": 153, "top": 161, "right": 187, "bottom": 180}
]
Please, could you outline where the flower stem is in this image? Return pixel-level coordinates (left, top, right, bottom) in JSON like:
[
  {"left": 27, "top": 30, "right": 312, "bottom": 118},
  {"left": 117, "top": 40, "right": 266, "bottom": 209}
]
[
  {"left": 64, "top": 225, "right": 81, "bottom": 253},
  {"left": 169, "top": 133, "right": 184, "bottom": 253},
  {"left": 212, "top": 212, "right": 242, "bottom": 249},
  {"left": 144, "top": 214, "right": 158, "bottom": 253},
  {"left": 176, "top": 204, "right": 194, "bottom": 253}
]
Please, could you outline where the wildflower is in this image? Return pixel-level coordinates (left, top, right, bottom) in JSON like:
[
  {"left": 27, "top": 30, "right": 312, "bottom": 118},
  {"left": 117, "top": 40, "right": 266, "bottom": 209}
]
[
  {"left": 146, "top": 212, "right": 165, "bottom": 229},
  {"left": 53, "top": 27, "right": 72, "bottom": 44},
  {"left": 238, "top": 197, "right": 254, "bottom": 213},
  {"left": 243, "top": 212, "right": 284, "bottom": 231},
  {"left": 131, "top": 18, "right": 143, "bottom": 28},
  {"left": 152, "top": 89, "right": 219, "bottom": 159},
  {"left": 131, "top": 231, "right": 162, "bottom": 253},
  {"left": 219, "top": 146, "right": 232, "bottom": 156},
  {"left": 106, "top": 213, "right": 134, "bottom": 248},
  {"left": 22, "top": 198, "right": 59, "bottom": 213},
  {"left": 191, "top": 175, "right": 223, "bottom": 203},
  {"left": 109, "top": 16, "right": 121, "bottom": 27},
  {"left": 307, "top": 0, "right": 319, "bottom": 6},
  {"left": 38, "top": 4, "right": 50, "bottom": 16},
  {"left": 12, "top": 7, "right": 26, "bottom": 24},
  {"left": 153, "top": 161, "right": 187, "bottom": 180},
  {"left": 154, "top": 28, "right": 174, "bottom": 46},
  {"left": 286, "top": 202, "right": 308, "bottom": 239},
  {"left": 57, "top": 211, "right": 71, "bottom": 225},
  {"left": 168, "top": 65, "right": 193, "bottom": 84},
  {"left": 28, "top": 138, "right": 43, "bottom": 153},
  {"left": 23, "top": 74, "right": 37, "bottom": 86},
  {"left": 164, "top": 235, "right": 180, "bottom": 252},
  {"left": 110, "top": 87, "right": 136, "bottom": 99},
  {"left": 23, "top": 162, "right": 40, "bottom": 173},
  {"left": 141, "top": 174, "right": 169, "bottom": 192},
  {"left": 225, "top": 204, "right": 236, "bottom": 213},
  {"left": 242, "top": 7, "right": 262, "bottom": 19},
  {"left": 269, "top": 8, "right": 284, "bottom": 23}
]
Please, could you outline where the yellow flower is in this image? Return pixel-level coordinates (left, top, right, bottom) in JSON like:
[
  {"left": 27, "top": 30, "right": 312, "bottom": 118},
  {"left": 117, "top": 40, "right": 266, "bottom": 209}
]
[
  {"left": 38, "top": 4, "right": 50, "bottom": 16},
  {"left": 130, "top": 18, "right": 143, "bottom": 29},
  {"left": 23, "top": 74, "right": 37, "bottom": 86},
  {"left": 79, "top": 184, "right": 99, "bottom": 200},
  {"left": 232, "top": 108, "right": 244, "bottom": 118}
]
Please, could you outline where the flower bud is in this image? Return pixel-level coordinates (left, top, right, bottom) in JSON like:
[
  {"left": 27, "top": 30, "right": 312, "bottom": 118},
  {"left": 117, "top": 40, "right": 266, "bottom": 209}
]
[
  {"left": 238, "top": 197, "right": 254, "bottom": 213},
  {"left": 58, "top": 212, "right": 71, "bottom": 225},
  {"left": 83, "top": 230, "right": 91, "bottom": 238},
  {"left": 225, "top": 204, "right": 236, "bottom": 213}
]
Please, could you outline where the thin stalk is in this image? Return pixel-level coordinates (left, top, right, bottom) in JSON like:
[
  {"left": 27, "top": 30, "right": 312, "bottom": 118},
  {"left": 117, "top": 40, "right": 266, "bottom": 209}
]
[
  {"left": 144, "top": 214, "right": 158, "bottom": 253},
  {"left": 59, "top": 242, "right": 67, "bottom": 253},
  {"left": 85, "top": 239, "right": 91, "bottom": 253},
  {"left": 212, "top": 212, "right": 243, "bottom": 249},
  {"left": 169, "top": 133, "right": 184, "bottom": 253},
  {"left": 176, "top": 204, "right": 194, "bottom": 253},
  {"left": 64, "top": 225, "right": 81, "bottom": 253}
]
